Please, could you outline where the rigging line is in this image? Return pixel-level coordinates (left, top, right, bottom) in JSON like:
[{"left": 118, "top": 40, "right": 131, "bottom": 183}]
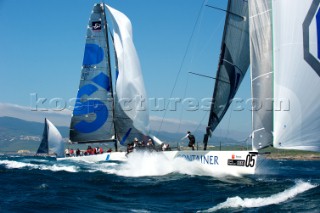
[
  {"left": 156, "top": 0, "right": 208, "bottom": 135},
  {"left": 188, "top": 72, "right": 231, "bottom": 84},
  {"left": 177, "top": 74, "right": 190, "bottom": 133},
  {"left": 194, "top": 110, "right": 209, "bottom": 133},
  {"left": 224, "top": 100, "right": 234, "bottom": 140},
  {"left": 205, "top": 4, "right": 246, "bottom": 20}
]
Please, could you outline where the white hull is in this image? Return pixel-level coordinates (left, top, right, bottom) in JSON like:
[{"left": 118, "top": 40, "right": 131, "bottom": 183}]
[
  {"left": 57, "top": 152, "right": 127, "bottom": 162},
  {"left": 57, "top": 150, "right": 258, "bottom": 175},
  {"left": 163, "top": 150, "right": 258, "bottom": 175}
]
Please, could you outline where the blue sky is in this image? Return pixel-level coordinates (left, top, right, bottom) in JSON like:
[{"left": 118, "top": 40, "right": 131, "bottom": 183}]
[{"left": 0, "top": 0, "right": 252, "bottom": 139}]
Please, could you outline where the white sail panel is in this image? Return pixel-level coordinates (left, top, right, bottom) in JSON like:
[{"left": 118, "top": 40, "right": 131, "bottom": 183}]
[
  {"left": 273, "top": 0, "right": 320, "bottom": 152},
  {"left": 46, "top": 119, "right": 65, "bottom": 158},
  {"left": 106, "top": 5, "right": 150, "bottom": 144},
  {"left": 249, "top": 0, "right": 273, "bottom": 150},
  {"left": 70, "top": 4, "right": 115, "bottom": 143}
]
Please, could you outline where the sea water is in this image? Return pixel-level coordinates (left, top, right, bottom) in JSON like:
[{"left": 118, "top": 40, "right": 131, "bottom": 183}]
[{"left": 0, "top": 153, "right": 319, "bottom": 212}]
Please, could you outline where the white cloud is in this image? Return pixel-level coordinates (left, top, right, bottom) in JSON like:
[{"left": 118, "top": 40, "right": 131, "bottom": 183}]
[{"left": 0, "top": 103, "right": 71, "bottom": 126}]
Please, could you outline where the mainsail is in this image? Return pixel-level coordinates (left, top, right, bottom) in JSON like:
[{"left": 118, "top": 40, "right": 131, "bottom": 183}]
[
  {"left": 204, "top": 0, "right": 250, "bottom": 149},
  {"left": 70, "top": 4, "right": 115, "bottom": 143},
  {"left": 249, "top": 0, "right": 273, "bottom": 150},
  {"left": 37, "top": 118, "right": 64, "bottom": 157},
  {"left": 272, "top": 0, "right": 320, "bottom": 151}
]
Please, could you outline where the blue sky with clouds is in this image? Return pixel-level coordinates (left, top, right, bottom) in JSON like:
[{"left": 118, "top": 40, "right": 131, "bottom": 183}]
[{"left": 0, "top": 0, "right": 252, "bottom": 139}]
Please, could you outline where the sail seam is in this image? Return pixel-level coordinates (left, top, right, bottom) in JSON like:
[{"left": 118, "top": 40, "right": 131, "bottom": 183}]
[
  {"left": 249, "top": 9, "right": 271, "bottom": 19},
  {"left": 252, "top": 72, "right": 273, "bottom": 81}
]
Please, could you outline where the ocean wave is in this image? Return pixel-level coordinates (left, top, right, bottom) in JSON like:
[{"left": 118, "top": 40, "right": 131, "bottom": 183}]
[
  {"left": 199, "top": 180, "right": 317, "bottom": 212},
  {"left": 0, "top": 160, "right": 79, "bottom": 173}
]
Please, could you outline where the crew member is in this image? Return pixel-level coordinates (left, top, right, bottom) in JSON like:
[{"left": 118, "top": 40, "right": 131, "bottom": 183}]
[{"left": 181, "top": 131, "right": 196, "bottom": 150}]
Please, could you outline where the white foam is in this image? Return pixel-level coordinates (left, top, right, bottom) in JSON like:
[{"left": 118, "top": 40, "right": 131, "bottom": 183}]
[
  {"left": 97, "top": 152, "right": 231, "bottom": 177},
  {"left": 0, "top": 160, "right": 78, "bottom": 173},
  {"left": 200, "top": 181, "right": 317, "bottom": 212}
]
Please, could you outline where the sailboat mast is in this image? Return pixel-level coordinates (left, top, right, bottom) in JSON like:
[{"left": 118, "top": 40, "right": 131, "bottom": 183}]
[{"left": 102, "top": 3, "right": 118, "bottom": 151}]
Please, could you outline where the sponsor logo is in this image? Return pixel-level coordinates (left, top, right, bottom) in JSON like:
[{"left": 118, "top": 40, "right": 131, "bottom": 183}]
[
  {"left": 228, "top": 153, "right": 256, "bottom": 167},
  {"left": 303, "top": 0, "right": 320, "bottom": 76},
  {"left": 228, "top": 159, "right": 245, "bottom": 166},
  {"left": 176, "top": 154, "right": 219, "bottom": 165},
  {"left": 92, "top": 21, "right": 102, "bottom": 31}
]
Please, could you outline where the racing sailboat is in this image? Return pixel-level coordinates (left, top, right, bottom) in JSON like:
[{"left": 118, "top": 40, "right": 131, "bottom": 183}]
[
  {"left": 36, "top": 118, "right": 65, "bottom": 158},
  {"left": 58, "top": 3, "right": 158, "bottom": 162}
]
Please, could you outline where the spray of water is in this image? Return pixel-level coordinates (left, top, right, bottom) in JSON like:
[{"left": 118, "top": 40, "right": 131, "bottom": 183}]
[
  {"left": 199, "top": 180, "right": 317, "bottom": 212},
  {"left": 97, "top": 152, "right": 240, "bottom": 178}
]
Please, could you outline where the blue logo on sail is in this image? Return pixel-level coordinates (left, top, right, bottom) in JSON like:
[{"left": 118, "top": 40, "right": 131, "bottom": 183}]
[
  {"left": 83, "top": 44, "right": 104, "bottom": 66},
  {"left": 74, "top": 84, "right": 108, "bottom": 133},
  {"left": 92, "top": 73, "right": 111, "bottom": 91},
  {"left": 303, "top": 1, "right": 320, "bottom": 77},
  {"left": 73, "top": 99, "right": 108, "bottom": 133},
  {"left": 74, "top": 51, "right": 112, "bottom": 133}
]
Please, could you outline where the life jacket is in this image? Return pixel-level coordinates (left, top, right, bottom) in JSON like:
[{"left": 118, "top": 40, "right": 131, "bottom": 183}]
[{"left": 188, "top": 134, "right": 195, "bottom": 143}]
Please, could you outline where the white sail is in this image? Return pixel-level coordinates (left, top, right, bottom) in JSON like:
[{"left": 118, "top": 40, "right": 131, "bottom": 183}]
[
  {"left": 273, "top": 0, "right": 320, "bottom": 151},
  {"left": 249, "top": 0, "right": 273, "bottom": 150},
  {"left": 106, "top": 5, "right": 150, "bottom": 144},
  {"left": 46, "top": 119, "right": 65, "bottom": 157},
  {"left": 37, "top": 118, "right": 64, "bottom": 158}
]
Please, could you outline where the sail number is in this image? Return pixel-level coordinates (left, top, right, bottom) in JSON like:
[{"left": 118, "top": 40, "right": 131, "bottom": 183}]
[{"left": 245, "top": 154, "right": 256, "bottom": 167}]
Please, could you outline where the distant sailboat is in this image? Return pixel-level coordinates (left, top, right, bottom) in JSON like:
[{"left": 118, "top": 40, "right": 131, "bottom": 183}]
[{"left": 36, "top": 118, "right": 64, "bottom": 158}]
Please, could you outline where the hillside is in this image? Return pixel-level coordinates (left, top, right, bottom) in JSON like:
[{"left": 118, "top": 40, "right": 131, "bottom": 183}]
[
  {"left": 0, "top": 116, "right": 69, "bottom": 138},
  {"left": 0, "top": 116, "right": 242, "bottom": 152}
]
